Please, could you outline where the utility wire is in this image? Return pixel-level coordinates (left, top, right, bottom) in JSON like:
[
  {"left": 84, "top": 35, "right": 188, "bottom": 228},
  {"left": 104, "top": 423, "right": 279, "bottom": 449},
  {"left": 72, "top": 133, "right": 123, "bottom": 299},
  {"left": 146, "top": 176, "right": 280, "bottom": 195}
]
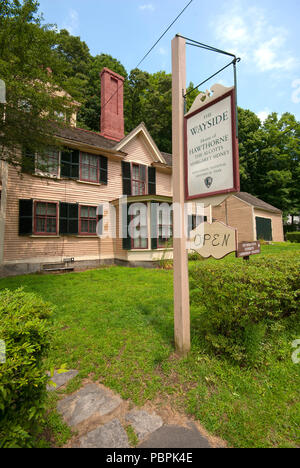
[
  {"left": 136, "top": 0, "right": 194, "bottom": 68},
  {"left": 100, "top": 0, "right": 194, "bottom": 116}
]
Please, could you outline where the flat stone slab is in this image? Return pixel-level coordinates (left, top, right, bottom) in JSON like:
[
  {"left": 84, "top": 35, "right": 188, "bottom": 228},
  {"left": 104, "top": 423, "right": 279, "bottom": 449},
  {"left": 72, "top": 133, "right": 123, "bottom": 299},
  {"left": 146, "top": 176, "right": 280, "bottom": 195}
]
[
  {"left": 57, "top": 384, "right": 122, "bottom": 427},
  {"left": 139, "top": 423, "right": 211, "bottom": 448},
  {"left": 78, "top": 419, "right": 129, "bottom": 448},
  {"left": 47, "top": 370, "right": 79, "bottom": 392},
  {"left": 125, "top": 410, "right": 163, "bottom": 440}
]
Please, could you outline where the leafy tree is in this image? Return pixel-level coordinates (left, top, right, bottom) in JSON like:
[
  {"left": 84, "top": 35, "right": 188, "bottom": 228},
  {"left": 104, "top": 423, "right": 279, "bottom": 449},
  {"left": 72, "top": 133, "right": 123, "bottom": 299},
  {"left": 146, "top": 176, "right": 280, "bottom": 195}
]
[
  {"left": 185, "top": 82, "right": 200, "bottom": 112},
  {"left": 142, "top": 71, "right": 172, "bottom": 153},
  {"left": 124, "top": 67, "right": 150, "bottom": 134},
  {"left": 52, "top": 28, "right": 91, "bottom": 102},
  {"left": 0, "top": 0, "right": 75, "bottom": 167},
  {"left": 238, "top": 108, "right": 300, "bottom": 217},
  {"left": 237, "top": 107, "right": 262, "bottom": 192}
]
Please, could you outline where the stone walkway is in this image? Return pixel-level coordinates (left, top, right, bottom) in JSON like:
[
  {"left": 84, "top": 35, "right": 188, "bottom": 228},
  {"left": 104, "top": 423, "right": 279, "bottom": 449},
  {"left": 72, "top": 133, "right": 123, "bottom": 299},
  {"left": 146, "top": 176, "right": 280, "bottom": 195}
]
[{"left": 49, "top": 370, "right": 226, "bottom": 449}]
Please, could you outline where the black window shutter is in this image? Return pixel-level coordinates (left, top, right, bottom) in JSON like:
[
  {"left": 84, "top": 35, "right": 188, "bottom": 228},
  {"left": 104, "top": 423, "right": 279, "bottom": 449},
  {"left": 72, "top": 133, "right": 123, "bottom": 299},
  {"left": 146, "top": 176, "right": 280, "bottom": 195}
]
[
  {"left": 19, "top": 199, "right": 33, "bottom": 235},
  {"left": 61, "top": 149, "right": 79, "bottom": 179},
  {"left": 21, "top": 147, "right": 35, "bottom": 174},
  {"left": 60, "top": 150, "right": 71, "bottom": 178},
  {"left": 122, "top": 202, "right": 131, "bottom": 250},
  {"left": 99, "top": 156, "right": 108, "bottom": 184},
  {"left": 148, "top": 167, "right": 156, "bottom": 195},
  {"left": 70, "top": 150, "right": 79, "bottom": 179},
  {"left": 122, "top": 161, "right": 132, "bottom": 196},
  {"left": 151, "top": 202, "right": 158, "bottom": 250},
  {"left": 59, "top": 202, "right": 79, "bottom": 235}
]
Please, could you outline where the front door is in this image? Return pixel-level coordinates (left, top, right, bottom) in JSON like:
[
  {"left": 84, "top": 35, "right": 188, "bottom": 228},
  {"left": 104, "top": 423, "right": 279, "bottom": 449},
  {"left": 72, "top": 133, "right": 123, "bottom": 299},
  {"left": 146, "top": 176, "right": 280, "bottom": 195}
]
[{"left": 256, "top": 217, "right": 272, "bottom": 241}]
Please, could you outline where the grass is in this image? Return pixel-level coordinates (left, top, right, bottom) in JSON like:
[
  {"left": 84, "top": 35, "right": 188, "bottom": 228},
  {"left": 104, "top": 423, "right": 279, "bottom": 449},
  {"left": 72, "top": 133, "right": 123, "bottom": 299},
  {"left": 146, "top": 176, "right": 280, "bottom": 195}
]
[
  {"left": 0, "top": 242, "right": 299, "bottom": 448},
  {"left": 125, "top": 425, "right": 139, "bottom": 447}
]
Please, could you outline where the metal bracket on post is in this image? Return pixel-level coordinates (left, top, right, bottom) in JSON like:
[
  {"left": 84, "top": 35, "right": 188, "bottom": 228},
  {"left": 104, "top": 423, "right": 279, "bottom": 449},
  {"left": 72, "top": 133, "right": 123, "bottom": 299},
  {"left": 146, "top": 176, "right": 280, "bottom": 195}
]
[{"left": 178, "top": 35, "right": 240, "bottom": 136}]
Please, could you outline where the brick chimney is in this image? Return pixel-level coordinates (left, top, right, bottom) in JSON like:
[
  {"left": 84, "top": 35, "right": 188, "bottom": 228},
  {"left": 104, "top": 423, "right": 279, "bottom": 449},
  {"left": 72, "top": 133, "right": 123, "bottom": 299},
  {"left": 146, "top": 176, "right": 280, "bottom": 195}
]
[{"left": 100, "top": 67, "right": 125, "bottom": 141}]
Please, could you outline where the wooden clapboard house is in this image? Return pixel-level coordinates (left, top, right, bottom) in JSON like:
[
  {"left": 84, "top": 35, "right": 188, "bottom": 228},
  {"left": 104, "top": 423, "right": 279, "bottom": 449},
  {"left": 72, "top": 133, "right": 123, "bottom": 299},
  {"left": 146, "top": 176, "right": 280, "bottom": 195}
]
[{"left": 0, "top": 68, "right": 186, "bottom": 276}]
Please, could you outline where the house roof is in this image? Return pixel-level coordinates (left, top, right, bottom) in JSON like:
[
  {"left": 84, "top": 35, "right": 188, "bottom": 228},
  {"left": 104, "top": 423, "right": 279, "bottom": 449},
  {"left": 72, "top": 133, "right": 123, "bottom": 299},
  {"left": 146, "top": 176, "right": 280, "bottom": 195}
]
[
  {"left": 235, "top": 192, "right": 282, "bottom": 214},
  {"left": 160, "top": 152, "right": 172, "bottom": 167},
  {"left": 55, "top": 125, "right": 118, "bottom": 150},
  {"left": 54, "top": 122, "right": 172, "bottom": 168},
  {"left": 114, "top": 122, "right": 166, "bottom": 165}
]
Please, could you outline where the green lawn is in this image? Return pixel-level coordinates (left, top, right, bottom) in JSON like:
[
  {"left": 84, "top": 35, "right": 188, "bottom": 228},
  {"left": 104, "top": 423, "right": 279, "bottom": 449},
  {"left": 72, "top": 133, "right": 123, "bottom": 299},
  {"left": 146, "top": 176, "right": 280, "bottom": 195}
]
[{"left": 0, "top": 243, "right": 299, "bottom": 448}]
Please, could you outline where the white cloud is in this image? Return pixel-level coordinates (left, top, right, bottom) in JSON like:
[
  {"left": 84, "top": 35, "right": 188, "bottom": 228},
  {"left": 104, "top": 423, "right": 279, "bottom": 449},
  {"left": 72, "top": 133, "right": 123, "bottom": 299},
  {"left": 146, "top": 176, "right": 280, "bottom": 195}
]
[
  {"left": 254, "top": 36, "right": 297, "bottom": 72},
  {"left": 256, "top": 108, "right": 270, "bottom": 123},
  {"left": 292, "top": 79, "right": 300, "bottom": 104},
  {"left": 63, "top": 9, "right": 79, "bottom": 34},
  {"left": 139, "top": 4, "right": 155, "bottom": 11},
  {"left": 213, "top": 4, "right": 298, "bottom": 73}
]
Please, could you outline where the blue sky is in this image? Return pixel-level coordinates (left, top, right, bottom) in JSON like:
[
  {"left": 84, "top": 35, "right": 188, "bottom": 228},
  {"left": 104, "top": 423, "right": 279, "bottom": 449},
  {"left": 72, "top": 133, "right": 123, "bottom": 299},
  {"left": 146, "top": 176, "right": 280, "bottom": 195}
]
[{"left": 37, "top": 0, "right": 300, "bottom": 121}]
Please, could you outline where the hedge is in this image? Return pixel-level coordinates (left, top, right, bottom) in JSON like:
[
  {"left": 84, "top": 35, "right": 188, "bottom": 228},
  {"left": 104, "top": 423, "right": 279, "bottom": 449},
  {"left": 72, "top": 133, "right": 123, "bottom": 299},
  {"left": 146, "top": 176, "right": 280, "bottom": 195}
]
[
  {"left": 0, "top": 288, "right": 53, "bottom": 448},
  {"left": 189, "top": 253, "right": 300, "bottom": 364},
  {"left": 286, "top": 232, "right": 300, "bottom": 243}
]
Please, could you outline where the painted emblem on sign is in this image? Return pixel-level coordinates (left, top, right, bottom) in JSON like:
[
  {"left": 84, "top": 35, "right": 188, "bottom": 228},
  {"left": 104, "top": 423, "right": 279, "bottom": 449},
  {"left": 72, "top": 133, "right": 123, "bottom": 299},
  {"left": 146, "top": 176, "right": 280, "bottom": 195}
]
[{"left": 205, "top": 177, "right": 213, "bottom": 188}]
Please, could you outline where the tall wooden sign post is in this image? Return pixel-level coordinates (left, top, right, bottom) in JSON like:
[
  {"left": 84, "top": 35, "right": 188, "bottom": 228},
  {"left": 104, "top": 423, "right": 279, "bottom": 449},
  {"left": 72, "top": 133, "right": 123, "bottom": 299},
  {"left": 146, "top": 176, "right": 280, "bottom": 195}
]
[
  {"left": 172, "top": 34, "right": 241, "bottom": 356},
  {"left": 172, "top": 35, "right": 190, "bottom": 356}
]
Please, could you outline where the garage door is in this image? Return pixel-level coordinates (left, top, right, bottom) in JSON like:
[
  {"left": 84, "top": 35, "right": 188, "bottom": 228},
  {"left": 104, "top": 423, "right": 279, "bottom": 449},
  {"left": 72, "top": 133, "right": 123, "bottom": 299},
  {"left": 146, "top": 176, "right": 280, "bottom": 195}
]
[{"left": 256, "top": 217, "right": 272, "bottom": 241}]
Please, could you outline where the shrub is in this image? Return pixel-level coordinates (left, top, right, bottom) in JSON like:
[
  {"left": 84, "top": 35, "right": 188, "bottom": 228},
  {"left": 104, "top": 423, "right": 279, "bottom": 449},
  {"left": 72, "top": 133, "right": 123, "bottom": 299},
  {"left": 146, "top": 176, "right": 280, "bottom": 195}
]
[
  {"left": 0, "top": 288, "right": 53, "bottom": 448},
  {"left": 189, "top": 254, "right": 300, "bottom": 364},
  {"left": 286, "top": 232, "right": 300, "bottom": 243}
]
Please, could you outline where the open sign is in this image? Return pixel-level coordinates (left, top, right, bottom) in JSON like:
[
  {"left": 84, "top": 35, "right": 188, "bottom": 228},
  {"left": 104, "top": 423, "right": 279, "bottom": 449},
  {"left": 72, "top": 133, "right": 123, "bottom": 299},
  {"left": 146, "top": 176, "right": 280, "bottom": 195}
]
[{"left": 190, "top": 221, "right": 237, "bottom": 259}]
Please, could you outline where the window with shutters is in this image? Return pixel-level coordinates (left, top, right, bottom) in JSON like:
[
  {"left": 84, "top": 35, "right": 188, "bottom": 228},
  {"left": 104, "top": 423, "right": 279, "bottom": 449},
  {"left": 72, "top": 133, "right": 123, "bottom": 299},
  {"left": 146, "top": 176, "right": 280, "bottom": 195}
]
[
  {"left": 122, "top": 162, "right": 156, "bottom": 196},
  {"left": 132, "top": 164, "right": 146, "bottom": 195},
  {"left": 33, "top": 201, "right": 58, "bottom": 235},
  {"left": 79, "top": 152, "right": 108, "bottom": 184},
  {"left": 79, "top": 206, "right": 97, "bottom": 235}
]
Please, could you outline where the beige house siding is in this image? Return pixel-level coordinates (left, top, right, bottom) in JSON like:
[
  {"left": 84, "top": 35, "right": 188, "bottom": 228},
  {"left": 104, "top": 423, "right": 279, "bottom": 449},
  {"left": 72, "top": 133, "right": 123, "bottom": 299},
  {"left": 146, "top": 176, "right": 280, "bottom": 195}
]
[{"left": 213, "top": 196, "right": 255, "bottom": 243}]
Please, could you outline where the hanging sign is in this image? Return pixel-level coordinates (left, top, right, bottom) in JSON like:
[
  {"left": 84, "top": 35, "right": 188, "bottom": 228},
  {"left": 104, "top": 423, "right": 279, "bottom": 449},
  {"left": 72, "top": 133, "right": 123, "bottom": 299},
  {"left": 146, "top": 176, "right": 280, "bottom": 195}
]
[
  {"left": 190, "top": 221, "right": 237, "bottom": 259},
  {"left": 184, "top": 85, "right": 239, "bottom": 200}
]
